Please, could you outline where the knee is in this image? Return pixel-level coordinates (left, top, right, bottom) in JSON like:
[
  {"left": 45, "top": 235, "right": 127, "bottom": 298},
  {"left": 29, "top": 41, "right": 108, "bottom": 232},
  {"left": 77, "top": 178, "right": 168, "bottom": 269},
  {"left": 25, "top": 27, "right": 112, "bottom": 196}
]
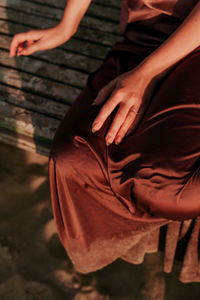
[
  {"left": 49, "top": 134, "right": 68, "bottom": 162},
  {"left": 48, "top": 131, "right": 93, "bottom": 180},
  {"left": 48, "top": 129, "right": 78, "bottom": 176},
  {"left": 176, "top": 166, "right": 200, "bottom": 220},
  {"left": 133, "top": 167, "right": 200, "bottom": 221}
]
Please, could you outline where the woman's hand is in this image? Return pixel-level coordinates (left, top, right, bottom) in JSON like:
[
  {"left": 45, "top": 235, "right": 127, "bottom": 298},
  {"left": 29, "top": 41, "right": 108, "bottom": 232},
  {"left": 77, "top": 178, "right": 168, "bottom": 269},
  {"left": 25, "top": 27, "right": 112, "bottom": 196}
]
[
  {"left": 91, "top": 66, "right": 160, "bottom": 146},
  {"left": 9, "top": 24, "right": 70, "bottom": 57},
  {"left": 92, "top": 0, "right": 200, "bottom": 146}
]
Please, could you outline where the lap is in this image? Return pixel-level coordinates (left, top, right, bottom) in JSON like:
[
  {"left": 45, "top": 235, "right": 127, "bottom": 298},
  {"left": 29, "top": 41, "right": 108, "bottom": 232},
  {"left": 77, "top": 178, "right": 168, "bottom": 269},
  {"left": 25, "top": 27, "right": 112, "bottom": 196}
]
[
  {"left": 108, "top": 49, "right": 200, "bottom": 220},
  {"left": 49, "top": 46, "right": 200, "bottom": 221}
]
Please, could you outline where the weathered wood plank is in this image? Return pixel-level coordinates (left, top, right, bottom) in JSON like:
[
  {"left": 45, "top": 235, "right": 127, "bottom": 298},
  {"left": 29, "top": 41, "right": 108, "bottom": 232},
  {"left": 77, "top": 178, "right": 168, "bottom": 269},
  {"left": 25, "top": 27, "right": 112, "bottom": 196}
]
[
  {"left": 0, "top": 100, "right": 60, "bottom": 141},
  {"left": 0, "top": 20, "right": 111, "bottom": 60},
  {"left": 87, "top": 2, "right": 120, "bottom": 22},
  {"left": 0, "top": 83, "right": 70, "bottom": 120},
  {"left": 0, "top": 3, "right": 120, "bottom": 35},
  {"left": 6, "top": 0, "right": 121, "bottom": 22},
  {"left": 0, "top": 46, "right": 89, "bottom": 89},
  {"left": 0, "top": 65, "right": 81, "bottom": 104},
  {"left": 0, "top": 125, "right": 50, "bottom": 156},
  {"left": 92, "top": 0, "right": 121, "bottom": 9},
  {"left": 0, "top": 34, "right": 103, "bottom": 73},
  {"left": 29, "top": 0, "right": 121, "bottom": 10}
]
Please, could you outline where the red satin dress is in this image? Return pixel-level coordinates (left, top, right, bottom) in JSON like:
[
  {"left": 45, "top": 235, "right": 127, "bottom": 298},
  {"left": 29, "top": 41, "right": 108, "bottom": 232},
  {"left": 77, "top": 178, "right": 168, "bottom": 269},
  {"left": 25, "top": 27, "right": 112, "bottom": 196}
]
[{"left": 48, "top": 0, "right": 200, "bottom": 282}]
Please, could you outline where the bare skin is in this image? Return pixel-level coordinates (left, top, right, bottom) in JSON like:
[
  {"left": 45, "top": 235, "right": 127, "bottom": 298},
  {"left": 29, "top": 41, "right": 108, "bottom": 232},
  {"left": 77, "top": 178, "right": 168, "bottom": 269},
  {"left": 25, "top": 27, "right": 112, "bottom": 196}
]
[
  {"left": 9, "top": 0, "right": 92, "bottom": 57},
  {"left": 9, "top": 1, "right": 200, "bottom": 145}
]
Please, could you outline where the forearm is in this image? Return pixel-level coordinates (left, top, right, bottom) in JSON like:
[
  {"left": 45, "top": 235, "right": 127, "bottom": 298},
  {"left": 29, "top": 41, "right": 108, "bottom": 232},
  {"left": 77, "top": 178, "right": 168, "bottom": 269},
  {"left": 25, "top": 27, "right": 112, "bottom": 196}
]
[
  {"left": 138, "top": 1, "right": 200, "bottom": 78},
  {"left": 57, "top": 0, "right": 92, "bottom": 39}
]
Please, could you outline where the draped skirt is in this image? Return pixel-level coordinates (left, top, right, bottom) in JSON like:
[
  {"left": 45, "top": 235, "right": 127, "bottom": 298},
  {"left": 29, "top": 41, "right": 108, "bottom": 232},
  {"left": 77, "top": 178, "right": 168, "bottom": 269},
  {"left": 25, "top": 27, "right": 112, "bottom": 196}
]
[{"left": 48, "top": 39, "right": 200, "bottom": 283}]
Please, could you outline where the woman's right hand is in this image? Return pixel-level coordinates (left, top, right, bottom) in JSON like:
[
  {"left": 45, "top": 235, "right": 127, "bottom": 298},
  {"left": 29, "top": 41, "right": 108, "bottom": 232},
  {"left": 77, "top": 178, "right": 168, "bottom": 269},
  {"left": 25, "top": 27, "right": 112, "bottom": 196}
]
[{"left": 9, "top": 24, "right": 70, "bottom": 57}]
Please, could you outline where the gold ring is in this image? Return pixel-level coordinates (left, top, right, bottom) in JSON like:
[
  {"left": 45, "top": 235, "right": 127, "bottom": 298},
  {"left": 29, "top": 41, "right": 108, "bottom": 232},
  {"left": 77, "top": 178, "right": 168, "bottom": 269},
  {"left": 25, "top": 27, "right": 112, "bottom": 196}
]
[{"left": 129, "top": 107, "right": 137, "bottom": 114}]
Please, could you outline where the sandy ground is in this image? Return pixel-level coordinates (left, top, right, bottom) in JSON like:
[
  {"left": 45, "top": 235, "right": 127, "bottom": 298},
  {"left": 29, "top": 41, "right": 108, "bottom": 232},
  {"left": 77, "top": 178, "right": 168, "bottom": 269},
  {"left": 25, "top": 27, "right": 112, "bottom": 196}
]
[{"left": 0, "top": 141, "right": 200, "bottom": 300}]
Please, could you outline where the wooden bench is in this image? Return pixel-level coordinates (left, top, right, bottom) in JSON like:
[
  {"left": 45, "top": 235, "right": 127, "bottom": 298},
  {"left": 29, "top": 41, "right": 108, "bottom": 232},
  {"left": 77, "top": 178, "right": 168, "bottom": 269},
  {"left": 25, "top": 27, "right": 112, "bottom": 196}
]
[{"left": 0, "top": 0, "right": 121, "bottom": 156}]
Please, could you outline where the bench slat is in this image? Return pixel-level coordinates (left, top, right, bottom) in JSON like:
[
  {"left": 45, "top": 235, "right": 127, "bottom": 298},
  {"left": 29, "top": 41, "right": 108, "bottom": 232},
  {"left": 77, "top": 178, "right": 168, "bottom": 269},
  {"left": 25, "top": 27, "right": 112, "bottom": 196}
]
[
  {"left": 0, "top": 84, "right": 69, "bottom": 120},
  {"left": 0, "top": 64, "right": 81, "bottom": 104},
  {"left": 39, "top": 0, "right": 121, "bottom": 10},
  {"left": 0, "top": 4, "right": 120, "bottom": 35},
  {"left": 92, "top": 0, "right": 121, "bottom": 9},
  {"left": 3, "top": 0, "right": 120, "bottom": 22},
  {"left": 0, "top": 101, "right": 59, "bottom": 141},
  {"left": 0, "top": 48, "right": 89, "bottom": 89},
  {"left": 0, "top": 125, "right": 50, "bottom": 156}
]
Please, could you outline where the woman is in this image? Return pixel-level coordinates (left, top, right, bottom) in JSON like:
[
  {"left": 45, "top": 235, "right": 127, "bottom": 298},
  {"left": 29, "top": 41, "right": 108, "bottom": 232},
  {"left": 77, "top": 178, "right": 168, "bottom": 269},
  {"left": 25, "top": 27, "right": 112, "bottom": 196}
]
[{"left": 9, "top": 0, "right": 200, "bottom": 282}]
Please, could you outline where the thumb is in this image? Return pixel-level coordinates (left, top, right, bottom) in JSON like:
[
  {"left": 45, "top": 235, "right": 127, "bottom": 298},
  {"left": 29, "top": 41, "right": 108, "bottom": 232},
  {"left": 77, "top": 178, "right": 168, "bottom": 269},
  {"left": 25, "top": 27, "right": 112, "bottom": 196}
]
[{"left": 92, "top": 79, "right": 116, "bottom": 105}]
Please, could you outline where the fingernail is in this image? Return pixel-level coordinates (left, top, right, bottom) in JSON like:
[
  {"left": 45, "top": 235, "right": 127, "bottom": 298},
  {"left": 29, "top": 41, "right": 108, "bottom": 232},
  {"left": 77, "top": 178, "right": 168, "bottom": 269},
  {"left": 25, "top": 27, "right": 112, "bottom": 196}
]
[
  {"left": 106, "top": 136, "right": 112, "bottom": 146},
  {"left": 115, "top": 141, "right": 120, "bottom": 145},
  {"left": 91, "top": 101, "right": 97, "bottom": 106},
  {"left": 92, "top": 128, "right": 97, "bottom": 133}
]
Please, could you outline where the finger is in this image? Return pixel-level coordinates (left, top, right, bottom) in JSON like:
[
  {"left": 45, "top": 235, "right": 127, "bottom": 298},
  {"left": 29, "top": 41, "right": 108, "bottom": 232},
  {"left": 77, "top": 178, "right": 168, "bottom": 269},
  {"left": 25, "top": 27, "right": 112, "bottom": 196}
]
[
  {"left": 9, "top": 30, "right": 43, "bottom": 57},
  {"left": 27, "top": 40, "right": 35, "bottom": 47},
  {"left": 16, "top": 43, "right": 24, "bottom": 55},
  {"left": 18, "top": 41, "right": 25, "bottom": 48},
  {"left": 105, "top": 103, "right": 130, "bottom": 145},
  {"left": 92, "top": 90, "right": 121, "bottom": 131},
  {"left": 17, "top": 40, "right": 33, "bottom": 55},
  {"left": 92, "top": 79, "right": 116, "bottom": 105},
  {"left": 115, "top": 106, "right": 138, "bottom": 144},
  {"left": 18, "top": 40, "right": 43, "bottom": 56},
  {"left": 9, "top": 33, "right": 27, "bottom": 57}
]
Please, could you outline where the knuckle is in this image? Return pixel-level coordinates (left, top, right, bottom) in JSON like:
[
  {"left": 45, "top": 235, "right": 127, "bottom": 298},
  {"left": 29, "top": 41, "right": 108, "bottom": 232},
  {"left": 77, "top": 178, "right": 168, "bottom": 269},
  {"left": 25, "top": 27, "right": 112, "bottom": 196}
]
[
  {"left": 115, "top": 88, "right": 124, "bottom": 97},
  {"left": 107, "top": 96, "right": 119, "bottom": 108},
  {"left": 12, "top": 32, "right": 26, "bottom": 45},
  {"left": 104, "top": 102, "right": 113, "bottom": 111},
  {"left": 120, "top": 102, "right": 130, "bottom": 111}
]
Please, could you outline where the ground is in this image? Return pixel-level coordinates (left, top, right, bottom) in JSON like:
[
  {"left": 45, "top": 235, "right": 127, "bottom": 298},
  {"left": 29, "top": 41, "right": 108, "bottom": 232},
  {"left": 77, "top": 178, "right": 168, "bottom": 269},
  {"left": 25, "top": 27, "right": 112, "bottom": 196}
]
[{"left": 0, "top": 141, "right": 199, "bottom": 300}]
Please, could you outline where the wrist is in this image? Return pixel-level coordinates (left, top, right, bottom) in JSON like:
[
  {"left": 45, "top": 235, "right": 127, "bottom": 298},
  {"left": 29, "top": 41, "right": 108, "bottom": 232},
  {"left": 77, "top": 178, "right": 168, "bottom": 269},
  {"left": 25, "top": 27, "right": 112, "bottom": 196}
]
[
  {"left": 56, "top": 21, "right": 77, "bottom": 42},
  {"left": 135, "top": 53, "right": 178, "bottom": 83},
  {"left": 137, "top": 54, "right": 166, "bottom": 77}
]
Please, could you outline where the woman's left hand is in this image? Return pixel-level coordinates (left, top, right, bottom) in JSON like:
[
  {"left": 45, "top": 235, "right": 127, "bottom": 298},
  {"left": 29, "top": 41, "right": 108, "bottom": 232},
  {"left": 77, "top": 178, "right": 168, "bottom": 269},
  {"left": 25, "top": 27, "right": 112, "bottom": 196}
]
[{"left": 91, "top": 66, "right": 157, "bottom": 145}]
